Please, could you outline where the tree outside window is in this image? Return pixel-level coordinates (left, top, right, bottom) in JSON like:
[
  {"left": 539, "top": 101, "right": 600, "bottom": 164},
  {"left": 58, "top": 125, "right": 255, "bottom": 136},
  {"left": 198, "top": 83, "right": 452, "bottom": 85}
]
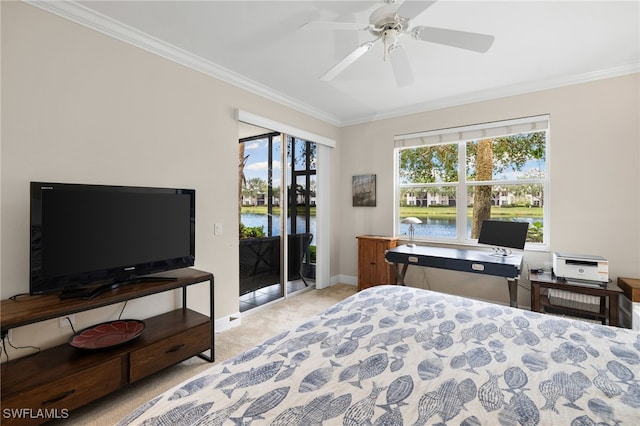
[{"left": 395, "top": 116, "right": 548, "bottom": 247}]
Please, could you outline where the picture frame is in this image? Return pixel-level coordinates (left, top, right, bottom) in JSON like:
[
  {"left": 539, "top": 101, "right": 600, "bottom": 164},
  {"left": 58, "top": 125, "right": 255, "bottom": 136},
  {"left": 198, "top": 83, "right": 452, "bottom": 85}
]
[{"left": 352, "top": 174, "right": 376, "bottom": 207}]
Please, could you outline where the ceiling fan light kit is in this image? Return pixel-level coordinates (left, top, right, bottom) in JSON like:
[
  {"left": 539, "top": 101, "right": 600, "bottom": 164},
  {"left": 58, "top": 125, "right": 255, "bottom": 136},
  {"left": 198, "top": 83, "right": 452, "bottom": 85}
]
[{"left": 304, "top": 0, "right": 494, "bottom": 87}]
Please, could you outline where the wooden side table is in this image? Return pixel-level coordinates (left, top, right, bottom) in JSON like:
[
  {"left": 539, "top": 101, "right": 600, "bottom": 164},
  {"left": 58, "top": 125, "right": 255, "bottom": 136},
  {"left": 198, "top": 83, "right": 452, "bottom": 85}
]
[
  {"left": 530, "top": 272, "right": 623, "bottom": 327},
  {"left": 618, "top": 277, "right": 640, "bottom": 329},
  {"left": 356, "top": 236, "right": 398, "bottom": 291},
  {"left": 617, "top": 277, "right": 640, "bottom": 303}
]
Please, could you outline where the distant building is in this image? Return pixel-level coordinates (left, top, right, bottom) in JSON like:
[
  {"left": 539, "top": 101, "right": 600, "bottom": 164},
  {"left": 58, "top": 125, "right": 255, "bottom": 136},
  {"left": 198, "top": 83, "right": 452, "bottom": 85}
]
[{"left": 405, "top": 188, "right": 542, "bottom": 207}]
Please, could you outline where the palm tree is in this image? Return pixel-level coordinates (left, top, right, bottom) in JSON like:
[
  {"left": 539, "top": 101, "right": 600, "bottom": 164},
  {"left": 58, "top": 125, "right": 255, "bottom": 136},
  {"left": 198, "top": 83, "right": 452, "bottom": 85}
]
[{"left": 238, "top": 144, "right": 249, "bottom": 224}]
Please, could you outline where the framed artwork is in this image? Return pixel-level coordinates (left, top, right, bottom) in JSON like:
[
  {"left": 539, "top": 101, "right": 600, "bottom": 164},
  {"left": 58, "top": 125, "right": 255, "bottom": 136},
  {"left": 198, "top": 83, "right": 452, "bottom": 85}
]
[{"left": 352, "top": 174, "right": 376, "bottom": 207}]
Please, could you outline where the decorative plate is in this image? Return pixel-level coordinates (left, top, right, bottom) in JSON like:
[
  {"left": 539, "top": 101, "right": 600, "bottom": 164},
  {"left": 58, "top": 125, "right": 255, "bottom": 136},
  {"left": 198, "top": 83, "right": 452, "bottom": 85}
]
[{"left": 69, "top": 319, "right": 145, "bottom": 350}]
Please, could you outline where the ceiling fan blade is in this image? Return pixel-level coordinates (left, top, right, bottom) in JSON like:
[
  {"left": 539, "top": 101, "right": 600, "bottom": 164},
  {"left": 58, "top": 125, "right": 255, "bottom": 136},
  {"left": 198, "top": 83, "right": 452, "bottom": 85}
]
[
  {"left": 320, "top": 42, "right": 375, "bottom": 81},
  {"left": 389, "top": 45, "right": 414, "bottom": 87},
  {"left": 300, "top": 21, "right": 368, "bottom": 31},
  {"left": 395, "top": 1, "right": 438, "bottom": 20},
  {"left": 412, "top": 26, "right": 495, "bottom": 53}
]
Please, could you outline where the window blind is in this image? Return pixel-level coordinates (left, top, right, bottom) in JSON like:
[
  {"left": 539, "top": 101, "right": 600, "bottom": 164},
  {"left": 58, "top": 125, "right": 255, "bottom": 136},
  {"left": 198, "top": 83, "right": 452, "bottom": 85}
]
[
  {"left": 237, "top": 109, "right": 336, "bottom": 148},
  {"left": 394, "top": 115, "right": 549, "bottom": 148}
]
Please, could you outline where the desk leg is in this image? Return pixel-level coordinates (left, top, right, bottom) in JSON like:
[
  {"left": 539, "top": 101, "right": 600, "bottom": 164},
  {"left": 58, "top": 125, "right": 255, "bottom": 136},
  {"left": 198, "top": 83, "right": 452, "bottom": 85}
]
[
  {"left": 531, "top": 282, "right": 541, "bottom": 312},
  {"left": 392, "top": 263, "right": 409, "bottom": 286},
  {"left": 507, "top": 278, "right": 518, "bottom": 308}
]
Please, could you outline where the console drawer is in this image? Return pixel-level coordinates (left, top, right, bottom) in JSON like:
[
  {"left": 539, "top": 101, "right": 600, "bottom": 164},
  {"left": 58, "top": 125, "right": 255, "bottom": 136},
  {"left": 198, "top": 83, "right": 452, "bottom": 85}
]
[
  {"left": 1, "top": 357, "right": 122, "bottom": 426},
  {"left": 129, "top": 322, "right": 211, "bottom": 382}
]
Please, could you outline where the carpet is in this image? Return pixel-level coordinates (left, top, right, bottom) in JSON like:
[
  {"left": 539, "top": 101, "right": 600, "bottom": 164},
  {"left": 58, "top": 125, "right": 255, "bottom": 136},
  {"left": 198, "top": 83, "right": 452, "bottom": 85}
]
[{"left": 53, "top": 284, "right": 357, "bottom": 425}]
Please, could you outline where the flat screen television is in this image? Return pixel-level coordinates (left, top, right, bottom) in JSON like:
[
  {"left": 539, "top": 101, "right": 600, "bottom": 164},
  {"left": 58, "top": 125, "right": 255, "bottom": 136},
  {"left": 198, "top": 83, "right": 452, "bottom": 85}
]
[
  {"left": 30, "top": 182, "right": 195, "bottom": 298},
  {"left": 477, "top": 219, "right": 529, "bottom": 255}
]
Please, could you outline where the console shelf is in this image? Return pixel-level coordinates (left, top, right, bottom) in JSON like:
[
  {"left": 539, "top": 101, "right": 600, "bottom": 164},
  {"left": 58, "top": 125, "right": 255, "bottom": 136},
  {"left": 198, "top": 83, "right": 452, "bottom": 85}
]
[
  {"left": 0, "top": 268, "right": 214, "bottom": 425},
  {"left": 530, "top": 272, "right": 622, "bottom": 326}
]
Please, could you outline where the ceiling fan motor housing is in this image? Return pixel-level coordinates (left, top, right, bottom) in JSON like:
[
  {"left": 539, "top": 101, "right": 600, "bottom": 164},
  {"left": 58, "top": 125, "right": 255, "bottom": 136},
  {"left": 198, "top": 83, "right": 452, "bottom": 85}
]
[{"left": 369, "top": 6, "right": 410, "bottom": 38}]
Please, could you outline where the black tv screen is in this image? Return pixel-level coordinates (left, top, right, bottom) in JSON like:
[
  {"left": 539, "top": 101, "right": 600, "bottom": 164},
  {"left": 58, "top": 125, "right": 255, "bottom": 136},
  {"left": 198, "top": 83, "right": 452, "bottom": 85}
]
[
  {"left": 477, "top": 220, "right": 529, "bottom": 250},
  {"left": 30, "top": 182, "right": 195, "bottom": 296}
]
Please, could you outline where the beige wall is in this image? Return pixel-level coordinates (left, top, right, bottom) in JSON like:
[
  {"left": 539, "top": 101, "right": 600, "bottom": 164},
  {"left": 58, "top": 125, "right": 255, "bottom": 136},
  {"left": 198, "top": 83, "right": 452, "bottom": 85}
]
[
  {"left": 0, "top": 2, "right": 339, "bottom": 356},
  {"left": 339, "top": 74, "right": 640, "bottom": 306},
  {"left": 2, "top": 1, "right": 639, "bottom": 358}
]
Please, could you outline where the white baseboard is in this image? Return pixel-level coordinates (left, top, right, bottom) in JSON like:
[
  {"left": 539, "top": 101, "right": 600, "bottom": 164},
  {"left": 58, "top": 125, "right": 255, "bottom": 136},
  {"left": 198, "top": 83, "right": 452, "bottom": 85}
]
[
  {"left": 333, "top": 275, "right": 357, "bottom": 286},
  {"left": 214, "top": 312, "right": 242, "bottom": 333}
]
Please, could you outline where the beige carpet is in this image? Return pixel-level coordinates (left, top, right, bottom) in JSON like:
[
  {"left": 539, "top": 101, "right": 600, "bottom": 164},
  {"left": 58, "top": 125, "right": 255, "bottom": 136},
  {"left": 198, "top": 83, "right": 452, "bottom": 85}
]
[{"left": 54, "top": 284, "right": 356, "bottom": 425}]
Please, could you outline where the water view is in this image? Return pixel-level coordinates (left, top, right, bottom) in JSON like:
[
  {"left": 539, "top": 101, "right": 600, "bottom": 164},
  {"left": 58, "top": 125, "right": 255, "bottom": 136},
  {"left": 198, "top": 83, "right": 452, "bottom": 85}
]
[
  {"left": 241, "top": 213, "right": 541, "bottom": 241},
  {"left": 242, "top": 213, "right": 317, "bottom": 242},
  {"left": 398, "top": 216, "right": 541, "bottom": 239}
]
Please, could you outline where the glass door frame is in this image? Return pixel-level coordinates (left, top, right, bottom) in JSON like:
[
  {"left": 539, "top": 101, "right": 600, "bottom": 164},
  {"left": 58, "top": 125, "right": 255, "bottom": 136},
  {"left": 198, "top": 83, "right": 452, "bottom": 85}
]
[{"left": 237, "top": 110, "right": 335, "bottom": 293}]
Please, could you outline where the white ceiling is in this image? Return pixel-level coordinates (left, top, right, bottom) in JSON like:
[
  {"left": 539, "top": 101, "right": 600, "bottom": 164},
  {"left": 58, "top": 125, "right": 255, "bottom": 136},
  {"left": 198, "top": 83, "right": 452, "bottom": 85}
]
[{"left": 38, "top": 1, "right": 639, "bottom": 126}]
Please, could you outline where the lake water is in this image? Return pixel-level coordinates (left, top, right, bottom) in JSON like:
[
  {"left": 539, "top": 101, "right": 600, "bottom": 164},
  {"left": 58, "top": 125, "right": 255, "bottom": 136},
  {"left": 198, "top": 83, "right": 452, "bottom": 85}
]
[
  {"left": 241, "top": 213, "right": 540, "bottom": 241},
  {"left": 242, "top": 213, "right": 316, "bottom": 241},
  {"left": 401, "top": 217, "right": 541, "bottom": 238}
]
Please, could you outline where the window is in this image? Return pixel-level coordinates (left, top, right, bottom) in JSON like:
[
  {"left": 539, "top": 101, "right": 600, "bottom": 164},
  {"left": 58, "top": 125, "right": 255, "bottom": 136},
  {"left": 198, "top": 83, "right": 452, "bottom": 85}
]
[
  {"left": 394, "top": 115, "right": 549, "bottom": 248},
  {"left": 288, "top": 136, "right": 317, "bottom": 237}
]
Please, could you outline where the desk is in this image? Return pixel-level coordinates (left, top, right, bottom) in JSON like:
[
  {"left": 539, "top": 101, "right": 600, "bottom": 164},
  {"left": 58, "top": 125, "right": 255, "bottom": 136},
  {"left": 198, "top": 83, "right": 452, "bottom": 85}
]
[
  {"left": 530, "top": 272, "right": 623, "bottom": 326},
  {"left": 385, "top": 245, "right": 523, "bottom": 307}
]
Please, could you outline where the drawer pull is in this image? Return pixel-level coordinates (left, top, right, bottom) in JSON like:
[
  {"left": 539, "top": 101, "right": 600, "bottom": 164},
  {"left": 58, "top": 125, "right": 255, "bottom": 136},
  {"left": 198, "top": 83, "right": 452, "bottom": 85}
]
[
  {"left": 42, "top": 389, "right": 75, "bottom": 405},
  {"left": 166, "top": 344, "right": 185, "bottom": 354}
]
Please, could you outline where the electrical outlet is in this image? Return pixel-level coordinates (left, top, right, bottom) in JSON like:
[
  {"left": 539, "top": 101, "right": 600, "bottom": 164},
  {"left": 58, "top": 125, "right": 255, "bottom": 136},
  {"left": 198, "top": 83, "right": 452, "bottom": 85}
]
[
  {"left": 214, "top": 223, "right": 223, "bottom": 235},
  {"left": 59, "top": 315, "right": 75, "bottom": 328}
]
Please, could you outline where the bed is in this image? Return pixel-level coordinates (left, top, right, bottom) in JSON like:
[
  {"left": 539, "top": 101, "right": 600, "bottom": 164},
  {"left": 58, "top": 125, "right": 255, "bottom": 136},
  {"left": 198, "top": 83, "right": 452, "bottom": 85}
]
[{"left": 118, "top": 285, "right": 640, "bottom": 425}]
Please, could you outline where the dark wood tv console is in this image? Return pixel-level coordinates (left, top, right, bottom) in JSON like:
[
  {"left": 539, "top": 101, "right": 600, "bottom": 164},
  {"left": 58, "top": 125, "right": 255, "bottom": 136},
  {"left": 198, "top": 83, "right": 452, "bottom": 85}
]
[{"left": 0, "top": 268, "right": 214, "bottom": 425}]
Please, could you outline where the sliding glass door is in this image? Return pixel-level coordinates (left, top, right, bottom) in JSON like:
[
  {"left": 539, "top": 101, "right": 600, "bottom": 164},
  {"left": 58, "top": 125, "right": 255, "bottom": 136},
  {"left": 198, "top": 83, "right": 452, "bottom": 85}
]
[
  {"left": 238, "top": 127, "right": 317, "bottom": 311},
  {"left": 286, "top": 136, "right": 316, "bottom": 291}
]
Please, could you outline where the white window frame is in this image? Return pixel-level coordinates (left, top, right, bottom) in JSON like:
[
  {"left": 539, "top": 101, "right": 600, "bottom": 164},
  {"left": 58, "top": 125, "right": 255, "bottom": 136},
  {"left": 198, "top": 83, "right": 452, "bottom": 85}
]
[{"left": 393, "top": 115, "right": 550, "bottom": 251}]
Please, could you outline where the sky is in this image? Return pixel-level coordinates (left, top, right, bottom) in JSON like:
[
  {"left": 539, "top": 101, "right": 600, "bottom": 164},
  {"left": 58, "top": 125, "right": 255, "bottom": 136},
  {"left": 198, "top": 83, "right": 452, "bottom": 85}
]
[{"left": 243, "top": 139, "right": 282, "bottom": 187}]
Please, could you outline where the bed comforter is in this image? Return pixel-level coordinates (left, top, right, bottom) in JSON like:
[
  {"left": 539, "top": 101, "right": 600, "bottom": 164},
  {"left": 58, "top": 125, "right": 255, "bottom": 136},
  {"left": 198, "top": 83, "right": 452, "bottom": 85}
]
[{"left": 118, "top": 285, "right": 640, "bottom": 425}]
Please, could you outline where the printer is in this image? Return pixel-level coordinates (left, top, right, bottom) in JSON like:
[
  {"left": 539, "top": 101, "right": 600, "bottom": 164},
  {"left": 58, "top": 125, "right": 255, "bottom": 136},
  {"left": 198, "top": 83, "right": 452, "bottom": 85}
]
[{"left": 552, "top": 252, "right": 609, "bottom": 283}]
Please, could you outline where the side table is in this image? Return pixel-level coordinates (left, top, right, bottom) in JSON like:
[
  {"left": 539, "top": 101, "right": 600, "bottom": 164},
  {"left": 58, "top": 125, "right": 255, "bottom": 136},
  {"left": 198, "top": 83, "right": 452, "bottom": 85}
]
[
  {"left": 617, "top": 277, "right": 640, "bottom": 330},
  {"left": 617, "top": 277, "right": 640, "bottom": 303},
  {"left": 530, "top": 272, "right": 623, "bottom": 327}
]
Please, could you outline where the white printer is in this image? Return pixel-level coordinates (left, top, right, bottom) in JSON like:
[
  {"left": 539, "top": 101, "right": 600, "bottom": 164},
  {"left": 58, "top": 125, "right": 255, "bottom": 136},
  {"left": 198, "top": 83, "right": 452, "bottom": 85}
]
[{"left": 552, "top": 252, "right": 609, "bottom": 283}]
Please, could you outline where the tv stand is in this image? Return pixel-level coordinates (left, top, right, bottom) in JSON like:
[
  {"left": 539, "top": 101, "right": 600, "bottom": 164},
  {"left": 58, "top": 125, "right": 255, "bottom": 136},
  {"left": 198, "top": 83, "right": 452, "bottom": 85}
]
[
  {"left": 0, "top": 268, "right": 214, "bottom": 425},
  {"left": 59, "top": 276, "right": 179, "bottom": 300}
]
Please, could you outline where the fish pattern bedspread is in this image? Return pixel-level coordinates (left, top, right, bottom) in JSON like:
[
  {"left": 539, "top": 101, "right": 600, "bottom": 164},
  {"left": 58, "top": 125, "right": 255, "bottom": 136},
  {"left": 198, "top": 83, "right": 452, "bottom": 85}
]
[{"left": 119, "top": 285, "right": 640, "bottom": 425}]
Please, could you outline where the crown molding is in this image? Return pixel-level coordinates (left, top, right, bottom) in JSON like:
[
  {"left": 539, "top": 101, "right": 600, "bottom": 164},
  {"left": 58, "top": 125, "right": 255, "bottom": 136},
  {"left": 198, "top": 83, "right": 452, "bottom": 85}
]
[
  {"left": 341, "top": 63, "right": 640, "bottom": 126},
  {"left": 24, "top": 1, "right": 640, "bottom": 128},
  {"left": 25, "top": 0, "right": 343, "bottom": 127}
]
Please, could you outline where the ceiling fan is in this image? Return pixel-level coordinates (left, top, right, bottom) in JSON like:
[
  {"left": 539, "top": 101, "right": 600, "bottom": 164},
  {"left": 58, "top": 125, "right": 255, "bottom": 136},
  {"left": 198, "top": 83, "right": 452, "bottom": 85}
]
[{"left": 301, "top": 0, "right": 495, "bottom": 87}]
